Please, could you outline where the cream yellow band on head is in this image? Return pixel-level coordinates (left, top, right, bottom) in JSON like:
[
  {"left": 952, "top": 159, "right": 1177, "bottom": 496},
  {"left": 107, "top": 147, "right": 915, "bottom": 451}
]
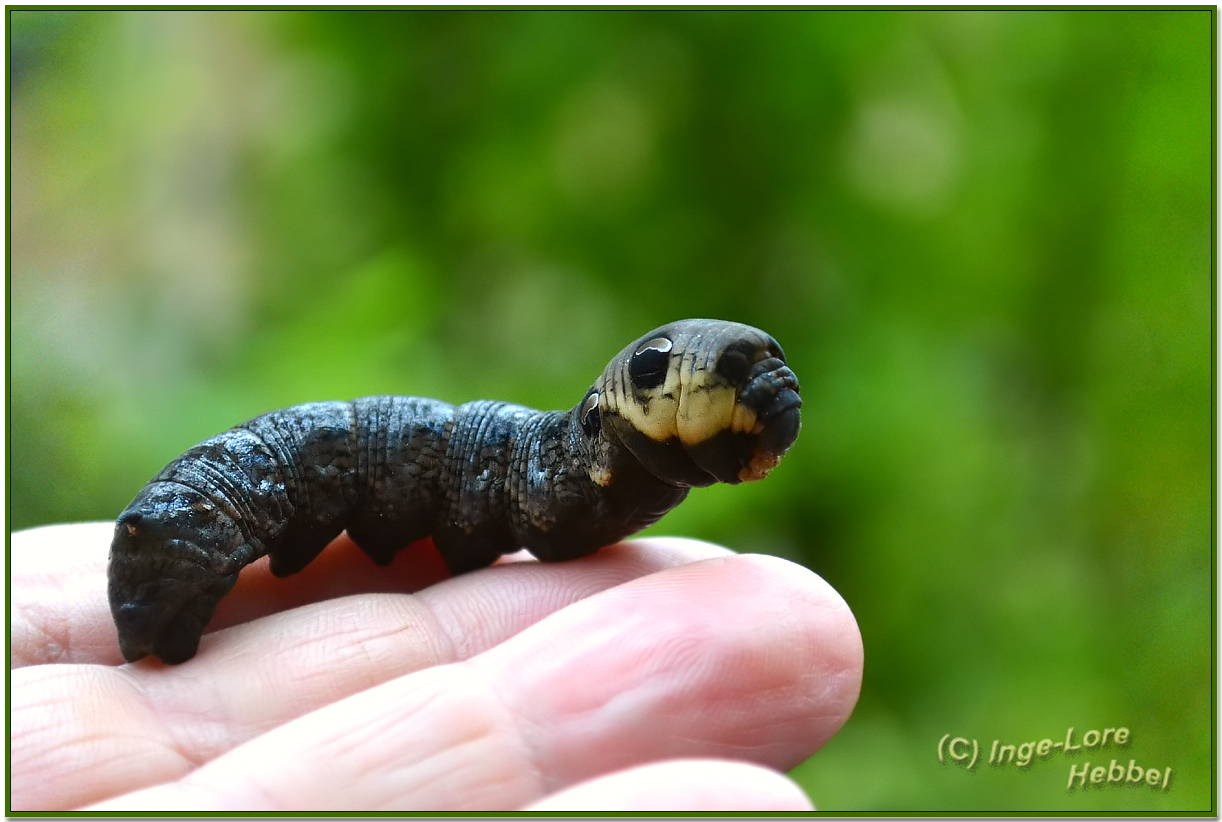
[{"left": 600, "top": 337, "right": 764, "bottom": 446}]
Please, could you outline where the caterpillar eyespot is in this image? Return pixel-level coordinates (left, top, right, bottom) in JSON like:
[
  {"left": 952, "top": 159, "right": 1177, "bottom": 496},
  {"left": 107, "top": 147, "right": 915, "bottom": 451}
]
[
  {"left": 107, "top": 318, "right": 802, "bottom": 664},
  {"left": 579, "top": 391, "right": 601, "bottom": 437},
  {"left": 628, "top": 337, "right": 673, "bottom": 390}
]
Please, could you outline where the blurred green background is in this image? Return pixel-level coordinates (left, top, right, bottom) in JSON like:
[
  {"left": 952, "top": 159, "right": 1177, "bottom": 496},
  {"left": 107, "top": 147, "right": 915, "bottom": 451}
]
[{"left": 9, "top": 9, "right": 1213, "bottom": 812}]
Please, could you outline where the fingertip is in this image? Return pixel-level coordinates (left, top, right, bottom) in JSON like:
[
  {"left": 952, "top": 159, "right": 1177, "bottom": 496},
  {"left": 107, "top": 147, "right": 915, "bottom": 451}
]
[
  {"left": 734, "top": 552, "right": 865, "bottom": 740},
  {"left": 740, "top": 552, "right": 864, "bottom": 684},
  {"left": 483, "top": 548, "right": 865, "bottom": 784}
]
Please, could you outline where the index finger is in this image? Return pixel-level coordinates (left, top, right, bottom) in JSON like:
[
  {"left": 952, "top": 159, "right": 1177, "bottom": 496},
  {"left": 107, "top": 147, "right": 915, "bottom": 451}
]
[
  {"left": 12, "top": 520, "right": 539, "bottom": 668},
  {"left": 9, "top": 523, "right": 715, "bottom": 668},
  {"left": 12, "top": 523, "right": 447, "bottom": 667},
  {"left": 11, "top": 528, "right": 738, "bottom": 810}
]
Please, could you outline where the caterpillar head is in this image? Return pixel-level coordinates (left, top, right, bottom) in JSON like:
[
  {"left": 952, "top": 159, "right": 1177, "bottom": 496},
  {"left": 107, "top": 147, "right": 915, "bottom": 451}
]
[{"left": 577, "top": 319, "right": 802, "bottom": 488}]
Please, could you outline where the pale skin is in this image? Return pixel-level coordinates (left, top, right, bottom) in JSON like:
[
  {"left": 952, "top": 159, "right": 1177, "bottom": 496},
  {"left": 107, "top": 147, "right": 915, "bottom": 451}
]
[{"left": 10, "top": 522, "right": 863, "bottom": 811}]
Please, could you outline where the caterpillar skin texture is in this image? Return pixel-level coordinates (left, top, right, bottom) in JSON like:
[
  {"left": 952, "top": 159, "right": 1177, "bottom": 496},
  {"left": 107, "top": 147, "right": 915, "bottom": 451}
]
[{"left": 108, "top": 319, "right": 802, "bottom": 664}]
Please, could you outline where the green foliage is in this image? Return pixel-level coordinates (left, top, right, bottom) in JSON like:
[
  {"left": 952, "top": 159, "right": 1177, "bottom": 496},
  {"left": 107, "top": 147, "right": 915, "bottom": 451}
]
[{"left": 9, "top": 9, "right": 1213, "bottom": 812}]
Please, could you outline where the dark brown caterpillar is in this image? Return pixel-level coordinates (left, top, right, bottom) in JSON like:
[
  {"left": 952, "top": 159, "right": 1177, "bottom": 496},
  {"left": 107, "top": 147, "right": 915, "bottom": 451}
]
[{"left": 108, "top": 319, "right": 802, "bottom": 664}]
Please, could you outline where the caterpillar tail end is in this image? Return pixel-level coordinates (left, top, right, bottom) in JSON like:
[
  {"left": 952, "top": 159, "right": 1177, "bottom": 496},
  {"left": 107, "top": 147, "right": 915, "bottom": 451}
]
[{"left": 107, "top": 492, "right": 244, "bottom": 664}]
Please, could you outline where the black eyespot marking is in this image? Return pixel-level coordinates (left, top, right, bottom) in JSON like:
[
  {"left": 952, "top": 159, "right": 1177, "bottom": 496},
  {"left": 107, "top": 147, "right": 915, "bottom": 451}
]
[
  {"left": 579, "top": 390, "right": 601, "bottom": 437},
  {"left": 715, "top": 340, "right": 756, "bottom": 386},
  {"left": 629, "top": 337, "right": 673, "bottom": 390}
]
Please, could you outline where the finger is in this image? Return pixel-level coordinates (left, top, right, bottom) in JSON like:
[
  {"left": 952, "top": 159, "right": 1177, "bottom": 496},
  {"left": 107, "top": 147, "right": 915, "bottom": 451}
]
[
  {"left": 523, "top": 759, "right": 815, "bottom": 811},
  {"left": 11, "top": 537, "right": 732, "bottom": 811},
  {"left": 88, "top": 554, "right": 862, "bottom": 811},
  {"left": 10, "top": 523, "right": 717, "bottom": 667},
  {"left": 11, "top": 523, "right": 451, "bottom": 667},
  {"left": 484, "top": 553, "right": 863, "bottom": 787}
]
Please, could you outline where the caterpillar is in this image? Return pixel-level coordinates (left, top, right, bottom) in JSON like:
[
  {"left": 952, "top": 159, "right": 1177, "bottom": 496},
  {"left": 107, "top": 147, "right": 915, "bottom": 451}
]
[{"left": 107, "top": 319, "right": 802, "bottom": 664}]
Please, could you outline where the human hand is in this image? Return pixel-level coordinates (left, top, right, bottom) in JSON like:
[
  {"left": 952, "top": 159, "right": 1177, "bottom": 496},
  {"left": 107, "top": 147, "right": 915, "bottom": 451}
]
[{"left": 10, "top": 522, "right": 862, "bottom": 811}]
